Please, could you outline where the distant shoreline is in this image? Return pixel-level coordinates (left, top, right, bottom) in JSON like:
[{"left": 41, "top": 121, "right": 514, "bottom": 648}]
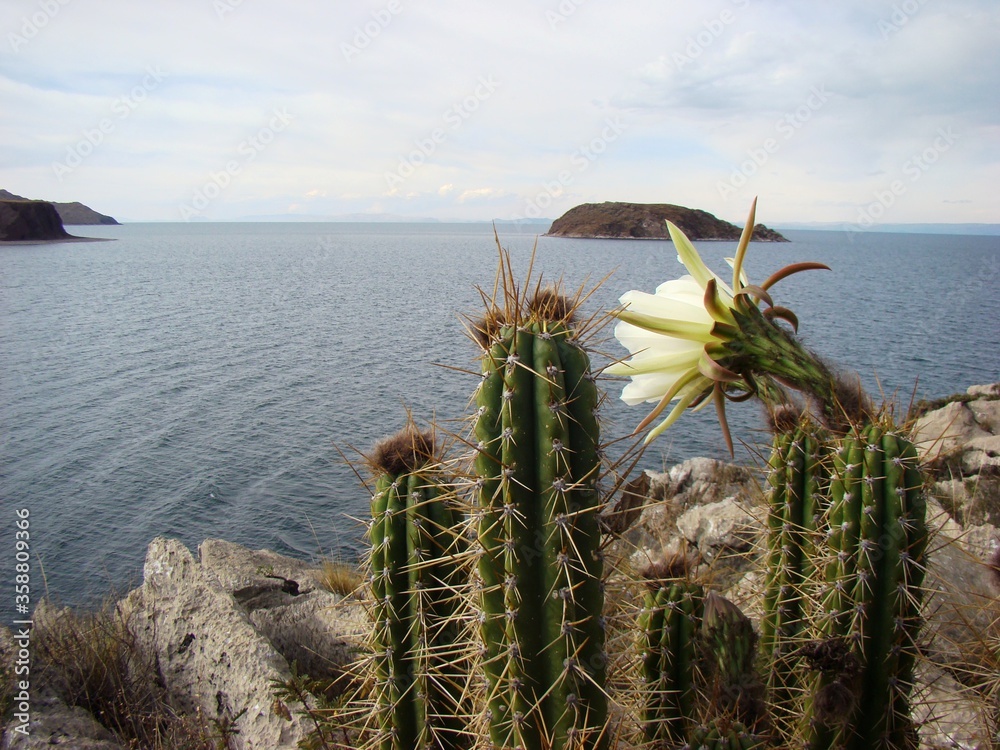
[{"left": 0, "top": 236, "right": 114, "bottom": 245}]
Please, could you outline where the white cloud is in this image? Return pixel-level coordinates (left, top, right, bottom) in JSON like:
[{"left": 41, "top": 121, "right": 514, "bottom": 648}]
[{"left": 0, "top": 0, "right": 996, "bottom": 223}]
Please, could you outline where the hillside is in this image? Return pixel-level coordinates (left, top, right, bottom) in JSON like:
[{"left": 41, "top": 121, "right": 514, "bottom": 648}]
[
  {"left": 547, "top": 202, "right": 788, "bottom": 241},
  {"left": 0, "top": 190, "right": 119, "bottom": 225},
  {"left": 0, "top": 199, "right": 72, "bottom": 241}
]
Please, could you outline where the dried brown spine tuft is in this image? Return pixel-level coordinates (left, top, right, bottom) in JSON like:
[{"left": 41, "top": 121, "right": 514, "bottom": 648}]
[
  {"left": 528, "top": 287, "right": 576, "bottom": 325},
  {"left": 640, "top": 553, "right": 695, "bottom": 588},
  {"left": 369, "top": 427, "right": 437, "bottom": 476}
]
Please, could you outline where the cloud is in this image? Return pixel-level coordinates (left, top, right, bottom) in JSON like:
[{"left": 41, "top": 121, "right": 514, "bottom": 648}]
[
  {"left": 0, "top": 0, "right": 996, "bottom": 222},
  {"left": 457, "top": 187, "right": 505, "bottom": 203}
]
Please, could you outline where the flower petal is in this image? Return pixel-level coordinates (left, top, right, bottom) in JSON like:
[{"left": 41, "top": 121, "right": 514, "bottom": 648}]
[
  {"left": 667, "top": 221, "right": 715, "bottom": 290},
  {"left": 606, "top": 349, "right": 701, "bottom": 377},
  {"left": 621, "top": 371, "right": 690, "bottom": 405},
  {"left": 731, "top": 197, "right": 757, "bottom": 292},
  {"left": 645, "top": 386, "right": 705, "bottom": 442},
  {"left": 620, "top": 289, "right": 713, "bottom": 325},
  {"left": 615, "top": 310, "right": 714, "bottom": 342}
]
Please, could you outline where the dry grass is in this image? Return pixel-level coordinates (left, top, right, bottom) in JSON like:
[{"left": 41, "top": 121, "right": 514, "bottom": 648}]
[
  {"left": 27, "top": 599, "right": 241, "bottom": 749},
  {"left": 317, "top": 560, "right": 364, "bottom": 597}
]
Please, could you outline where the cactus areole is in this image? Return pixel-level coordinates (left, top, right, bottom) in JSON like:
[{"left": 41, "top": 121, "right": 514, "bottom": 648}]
[{"left": 472, "top": 292, "right": 608, "bottom": 750}]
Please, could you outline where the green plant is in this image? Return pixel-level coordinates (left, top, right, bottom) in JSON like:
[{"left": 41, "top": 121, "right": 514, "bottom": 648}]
[
  {"left": 471, "top": 287, "right": 607, "bottom": 750},
  {"left": 683, "top": 720, "right": 763, "bottom": 749},
  {"left": 761, "top": 413, "right": 830, "bottom": 734},
  {"left": 800, "top": 420, "right": 928, "bottom": 749},
  {"left": 637, "top": 569, "right": 705, "bottom": 747},
  {"left": 366, "top": 427, "right": 468, "bottom": 750}
]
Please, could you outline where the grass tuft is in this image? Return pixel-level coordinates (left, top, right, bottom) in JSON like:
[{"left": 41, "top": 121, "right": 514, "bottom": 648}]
[{"left": 317, "top": 560, "right": 364, "bottom": 597}]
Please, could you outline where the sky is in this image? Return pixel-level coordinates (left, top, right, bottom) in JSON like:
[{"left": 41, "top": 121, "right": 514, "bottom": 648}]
[{"left": 1, "top": 0, "right": 998, "bottom": 225}]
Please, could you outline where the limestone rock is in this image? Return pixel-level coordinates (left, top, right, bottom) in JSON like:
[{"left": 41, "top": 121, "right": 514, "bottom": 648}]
[
  {"left": 199, "top": 539, "right": 365, "bottom": 686},
  {"left": 968, "top": 397, "right": 1000, "bottom": 434},
  {"left": 119, "top": 538, "right": 308, "bottom": 749},
  {"left": 912, "top": 662, "right": 991, "bottom": 750},
  {"left": 676, "top": 497, "right": 758, "bottom": 560},
  {"left": 961, "top": 434, "right": 1000, "bottom": 474},
  {"left": 967, "top": 383, "right": 1000, "bottom": 398},
  {"left": 623, "top": 459, "right": 758, "bottom": 556},
  {"left": 912, "top": 401, "right": 990, "bottom": 463},
  {"left": 1, "top": 691, "right": 126, "bottom": 749}
]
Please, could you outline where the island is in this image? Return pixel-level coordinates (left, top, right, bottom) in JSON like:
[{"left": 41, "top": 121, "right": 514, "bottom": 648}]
[
  {"left": 546, "top": 202, "right": 788, "bottom": 242},
  {"left": 0, "top": 190, "right": 119, "bottom": 226}
]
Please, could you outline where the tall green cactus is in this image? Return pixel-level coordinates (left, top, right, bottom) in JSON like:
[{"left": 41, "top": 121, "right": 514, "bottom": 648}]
[
  {"left": 637, "top": 570, "right": 705, "bottom": 747},
  {"left": 801, "top": 421, "right": 928, "bottom": 750},
  {"left": 472, "top": 288, "right": 607, "bottom": 750},
  {"left": 761, "top": 413, "right": 830, "bottom": 734},
  {"left": 367, "top": 428, "right": 467, "bottom": 750}
]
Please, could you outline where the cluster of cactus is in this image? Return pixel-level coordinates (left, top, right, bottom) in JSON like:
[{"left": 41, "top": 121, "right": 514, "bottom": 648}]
[
  {"left": 350, "top": 256, "right": 931, "bottom": 750},
  {"left": 637, "top": 562, "right": 767, "bottom": 749},
  {"left": 366, "top": 427, "right": 468, "bottom": 750},
  {"left": 801, "top": 421, "right": 928, "bottom": 750},
  {"left": 471, "top": 289, "right": 607, "bottom": 750},
  {"left": 761, "top": 413, "right": 928, "bottom": 750}
]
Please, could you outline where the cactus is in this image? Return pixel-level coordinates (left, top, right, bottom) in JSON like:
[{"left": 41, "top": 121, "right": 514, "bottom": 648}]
[
  {"left": 801, "top": 421, "right": 928, "bottom": 750},
  {"left": 761, "top": 413, "right": 830, "bottom": 734},
  {"left": 472, "top": 288, "right": 607, "bottom": 750},
  {"left": 367, "top": 428, "right": 468, "bottom": 750},
  {"left": 700, "top": 592, "right": 766, "bottom": 733},
  {"left": 684, "top": 721, "right": 764, "bottom": 750},
  {"left": 637, "top": 568, "right": 705, "bottom": 747}
]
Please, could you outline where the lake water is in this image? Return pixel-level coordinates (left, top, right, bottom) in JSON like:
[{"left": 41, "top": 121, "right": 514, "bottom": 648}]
[{"left": 1, "top": 222, "right": 998, "bottom": 617}]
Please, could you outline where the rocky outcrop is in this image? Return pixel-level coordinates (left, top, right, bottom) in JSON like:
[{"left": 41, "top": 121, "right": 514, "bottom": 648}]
[
  {"left": 0, "top": 200, "right": 71, "bottom": 242},
  {"left": 619, "top": 384, "right": 1000, "bottom": 749},
  {"left": 118, "top": 538, "right": 312, "bottom": 748},
  {"left": 546, "top": 202, "right": 788, "bottom": 241},
  {"left": 4, "top": 385, "right": 998, "bottom": 749},
  {"left": 0, "top": 191, "right": 119, "bottom": 226},
  {"left": 198, "top": 539, "right": 365, "bottom": 686}
]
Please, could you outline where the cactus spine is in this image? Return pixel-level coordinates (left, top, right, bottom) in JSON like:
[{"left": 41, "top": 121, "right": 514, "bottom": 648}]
[
  {"left": 803, "top": 421, "right": 928, "bottom": 749},
  {"left": 472, "top": 290, "right": 607, "bottom": 750},
  {"left": 367, "top": 429, "right": 467, "bottom": 750}
]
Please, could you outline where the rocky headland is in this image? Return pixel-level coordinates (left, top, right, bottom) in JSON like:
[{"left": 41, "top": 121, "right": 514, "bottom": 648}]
[
  {"left": 2, "top": 385, "right": 998, "bottom": 749},
  {"left": 0, "top": 191, "right": 119, "bottom": 226},
  {"left": 547, "top": 201, "right": 789, "bottom": 241},
  {"left": 0, "top": 201, "right": 73, "bottom": 242}
]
